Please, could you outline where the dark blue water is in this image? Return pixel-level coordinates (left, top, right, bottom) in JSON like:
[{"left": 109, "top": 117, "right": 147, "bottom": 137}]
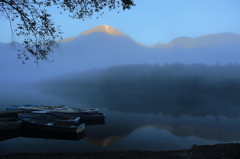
[
  {"left": 1, "top": 87, "right": 240, "bottom": 155},
  {"left": 1, "top": 109, "right": 239, "bottom": 155}
]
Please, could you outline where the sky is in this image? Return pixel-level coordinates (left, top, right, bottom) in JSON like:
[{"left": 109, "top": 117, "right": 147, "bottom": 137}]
[{"left": 0, "top": 0, "right": 240, "bottom": 46}]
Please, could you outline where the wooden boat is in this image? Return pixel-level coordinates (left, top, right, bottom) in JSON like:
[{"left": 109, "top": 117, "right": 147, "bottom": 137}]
[
  {"left": 6, "top": 104, "right": 35, "bottom": 110},
  {"left": 48, "top": 108, "right": 99, "bottom": 115},
  {"left": 0, "top": 117, "right": 22, "bottom": 131},
  {"left": 0, "top": 110, "right": 32, "bottom": 118},
  {"left": 19, "top": 116, "right": 85, "bottom": 134},
  {"left": 8, "top": 105, "right": 98, "bottom": 114},
  {"left": 15, "top": 105, "right": 68, "bottom": 111},
  {"left": 84, "top": 120, "right": 105, "bottom": 126},
  {"left": 21, "top": 127, "right": 85, "bottom": 141},
  {"left": 48, "top": 112, "right": 105, "bottom": 121},
  {"left": 18, "top": 113, "right": 80, "bottom": 123},
  {"left": 78, "top": 112, "right": 105, "bottom": 121}
]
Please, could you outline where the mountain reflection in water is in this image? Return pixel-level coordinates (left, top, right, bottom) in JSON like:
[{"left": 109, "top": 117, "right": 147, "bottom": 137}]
[
  {"left": 1, "top": 107, "right": 240, "bottom": 154},
  {"left": 1, "top": 109, "right": 240, "bottom": 154}
]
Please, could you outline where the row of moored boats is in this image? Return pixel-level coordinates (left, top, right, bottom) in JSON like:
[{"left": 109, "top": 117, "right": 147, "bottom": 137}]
[{"left": 1, "top": 104, "right": 105, "bottom": 134}]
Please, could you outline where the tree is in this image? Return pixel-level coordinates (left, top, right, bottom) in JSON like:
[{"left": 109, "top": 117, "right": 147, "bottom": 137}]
[{"left": 0, "top": 0, "right": 135, "bottom": 64}]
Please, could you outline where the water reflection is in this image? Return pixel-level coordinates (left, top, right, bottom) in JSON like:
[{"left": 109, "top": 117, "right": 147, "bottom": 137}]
[
  {"left": 0, "top": 108, "right": 240, "bottom": 154},
  {"left": 84, "top": 110, "right": 240, "bottom": 146},
  {"left": 0, "top": 128, "right": 85, "bottom": 141}
]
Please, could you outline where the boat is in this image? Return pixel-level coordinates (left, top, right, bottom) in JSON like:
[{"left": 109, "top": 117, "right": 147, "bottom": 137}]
[
  {"left": 0, "top": 117, "right": 22, "bottom": 131},
  {"left": 6, "top": 104, "right": 35, "bottom": 110},
  {"left": 18, "top": 113, "right": 80, "bottom": 123},
  {"left": 84, "top": 120, "right": 105, "bottom": 126},
  {"left": 15, "top": 105, "right": 68, "bottom": 111},
  {"left": 19, "top": 116, "right": 85, "bottom": 134},
  {"left": 48, "top": 112, "right": 105, "bottom": 121},
  {"left": 21, "top": 127, "right": 85, "bottom": 141},
  {"left": 48, "top": 108, "right": 99, "bottom": 115},
  {"left": 7, "top": 105, "right": 98, "bottom": 114},
  {"left": 78, "top": 112, "right": 105, "bottom": 121}
]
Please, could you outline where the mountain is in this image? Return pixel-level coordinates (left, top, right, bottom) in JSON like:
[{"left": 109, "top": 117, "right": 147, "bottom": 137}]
[
  {"left": 59, "top": 25, "right": 128, "bottom": 42},
  {"left": 56, "top": 27, "right": 240, "bottom": 66},
  {"left": 79, "top": 25, "right": 128, "bottom": 36},
  {"left": 152, "top": 33, "right": 240, "bottom": 48},
  {"left": 60, "top": 25, "right": 240, "bottom": 49},
  {"left": 1, "top": 25, "right": 240, "bottom": 84}
]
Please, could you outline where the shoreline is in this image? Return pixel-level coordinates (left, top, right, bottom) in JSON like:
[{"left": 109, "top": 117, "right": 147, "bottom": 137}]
[{"left": 1, "top": 143, "right": 240, "bottom": 159}]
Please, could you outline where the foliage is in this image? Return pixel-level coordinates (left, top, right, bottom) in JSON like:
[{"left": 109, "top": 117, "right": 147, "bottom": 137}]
[
  {"left": 0, "top": 0, "right": 135, "bottom": 64},
  {"left": 41, "top": 63, "right": 240, "bottom": 117}
]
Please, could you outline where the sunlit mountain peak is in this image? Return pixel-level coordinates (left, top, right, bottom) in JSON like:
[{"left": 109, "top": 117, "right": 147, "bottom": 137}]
[
  {"left": 79, "top": 25, "right": 127, "bottom": 36},
  {"left": 59, "top": 25, "right": 128, "bottom": 42}
]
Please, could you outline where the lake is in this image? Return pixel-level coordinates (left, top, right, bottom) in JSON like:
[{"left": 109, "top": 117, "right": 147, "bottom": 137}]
[
  {"left": 1, "top": 85, "right": 240, "bottom": 155},
  {"left": 1, "top": 64, "right": 240, "bottom": 155}
]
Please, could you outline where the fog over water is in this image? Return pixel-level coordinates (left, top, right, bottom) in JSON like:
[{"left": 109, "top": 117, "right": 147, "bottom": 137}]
[
  {"left": 1, "top": 63, "right": 240, "bottom": 154},
  {"left": 1, "top": 32, "right": 240, "bottom": 154},
  {"left": 40, "top": 63, "right": 240, "bottom": 117}
]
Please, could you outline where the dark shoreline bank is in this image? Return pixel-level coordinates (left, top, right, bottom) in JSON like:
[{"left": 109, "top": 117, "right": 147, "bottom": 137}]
[{"left": 1, "top": 143, "right": 240, "bottom": 159}]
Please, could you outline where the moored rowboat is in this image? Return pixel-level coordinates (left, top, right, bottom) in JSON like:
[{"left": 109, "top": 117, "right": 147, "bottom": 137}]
[
  {"left": 6, "top": 104, "right": 67, "bottom": 111},
  {"left": 48, "top": 108, "right": 99, "bottom": 115},
  {"left": 7, "top": 105, "right": 98, "bottom": 114},
  {"left": 78, "top": 112, "right": 105, "bottom": 121},
  {"left": 18, "top": 113, "right": 80, "bottom": 123},
  {"left": 18, "top": 116, "right": 85, "bottom": 134},
  {"left": 17, "top": 105, "right": 68, "bottom": 111},
  {"left": 6, "top": 104, "right": 35, "bottom": 110},
  {"left": 49, "top": 112, "right": 105, "bottom": 121}
]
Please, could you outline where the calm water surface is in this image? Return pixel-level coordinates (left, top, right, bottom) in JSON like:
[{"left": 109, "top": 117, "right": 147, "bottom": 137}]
[{"left": 1, "top": 85, "right": 240, "bottom": 155}]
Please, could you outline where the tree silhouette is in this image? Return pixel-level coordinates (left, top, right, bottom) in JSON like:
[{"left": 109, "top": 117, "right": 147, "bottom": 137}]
[{"left": 0, "top": 0, "right": 135, "bottom": 64}]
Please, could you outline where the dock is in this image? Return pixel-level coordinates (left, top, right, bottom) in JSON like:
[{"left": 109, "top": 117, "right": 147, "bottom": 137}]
[{"left": 0, "top": 110, "right": 32, "bottom": 118}]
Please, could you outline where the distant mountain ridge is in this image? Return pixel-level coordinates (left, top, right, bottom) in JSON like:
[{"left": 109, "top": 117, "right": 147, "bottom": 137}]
[
  {"left": 1, "top": 24, "right": 239, "bottom": 79},
  {"left": 153, "top": 33, "right": 240, "bottom": 48},
  {"left": 60, "top": 25, "right": 240, "bottom": 48}
]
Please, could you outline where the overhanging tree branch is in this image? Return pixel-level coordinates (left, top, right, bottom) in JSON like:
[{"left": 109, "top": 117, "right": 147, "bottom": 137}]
[{"left": 0, "top": 0, "right": 135, "bottom": 64}]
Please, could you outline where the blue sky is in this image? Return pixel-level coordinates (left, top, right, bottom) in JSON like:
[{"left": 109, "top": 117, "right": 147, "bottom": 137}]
[{"left": 1, "top": 0, "right": 240, "bottom": 46}]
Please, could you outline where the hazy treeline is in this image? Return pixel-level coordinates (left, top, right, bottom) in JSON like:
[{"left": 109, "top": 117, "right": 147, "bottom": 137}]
[
  {"left": 40, "top": 63, "right": 240, "bottom": 117},
  {"left": 43, "top": 63, "right": 240, "bottom": 91}
]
